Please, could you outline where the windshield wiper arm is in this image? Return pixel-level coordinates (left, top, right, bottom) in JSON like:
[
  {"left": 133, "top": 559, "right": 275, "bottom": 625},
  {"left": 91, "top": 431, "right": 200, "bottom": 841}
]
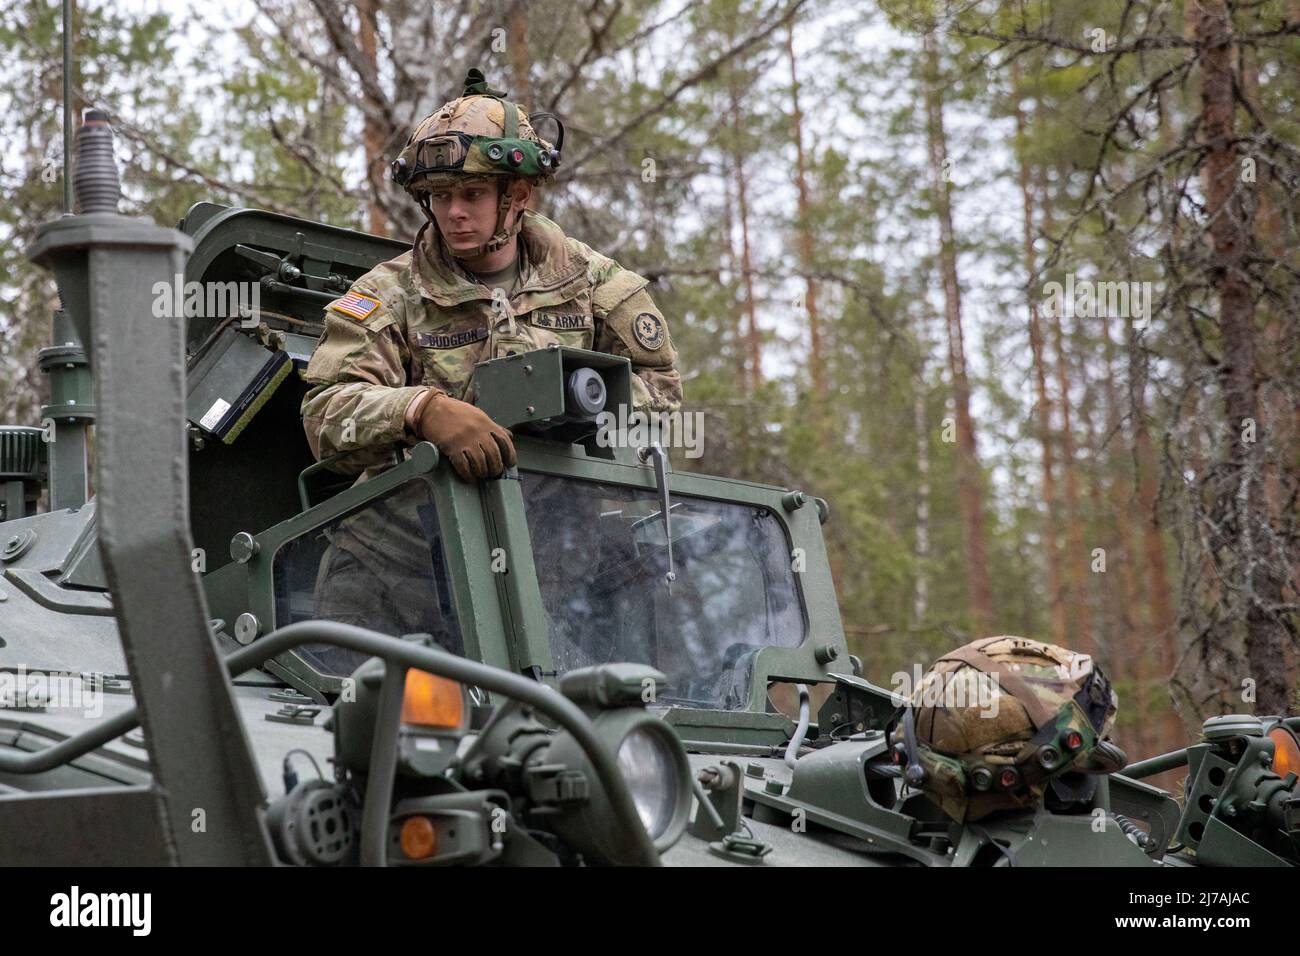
[{"left": 637, "top": 441, "right": 676, "bottom": 590}]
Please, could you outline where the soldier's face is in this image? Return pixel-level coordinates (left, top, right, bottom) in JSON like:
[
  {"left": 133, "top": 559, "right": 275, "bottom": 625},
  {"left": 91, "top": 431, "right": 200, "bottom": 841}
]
[{"left": 427, "top": 179, "right": 530, "bottom": 253}]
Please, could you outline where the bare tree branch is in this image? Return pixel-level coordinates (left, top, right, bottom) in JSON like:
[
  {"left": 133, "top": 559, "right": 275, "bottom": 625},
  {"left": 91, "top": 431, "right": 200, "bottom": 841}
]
[
  {"left": 561, "top": 0, "right": 813, "bottom": 177},
  {"left": 546, "top": 0, "right": 623, "bottom": 112},
  {"left": 106, "top": 111, "right": 299, "bottom": 215}
]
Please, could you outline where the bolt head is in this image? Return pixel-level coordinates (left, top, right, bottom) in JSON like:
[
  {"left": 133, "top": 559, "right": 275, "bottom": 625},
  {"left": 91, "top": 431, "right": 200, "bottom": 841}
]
[
  {"left": 230, "top": 531, "right": 260, "bottom": 563},
  {"left": 234, "top": 612, "right": 260, "bottom": 645}
]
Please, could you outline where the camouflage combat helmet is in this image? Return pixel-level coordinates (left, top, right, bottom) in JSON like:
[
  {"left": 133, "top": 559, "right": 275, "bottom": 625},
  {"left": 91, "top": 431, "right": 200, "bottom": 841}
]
[
  {"left": 892, "top": 636, "right": 1125, "bottom": 823},
  {"left": 391, "top": 68, "right": 562, "bottom": 258}
]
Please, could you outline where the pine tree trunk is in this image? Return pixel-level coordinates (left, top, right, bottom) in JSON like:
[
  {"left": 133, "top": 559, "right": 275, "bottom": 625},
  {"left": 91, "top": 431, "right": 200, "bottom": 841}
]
[
  {"left": 923, "top": 35, "right": 993, "bottom": 634},
  {"left": 1012, "top": 63, "right": 1066, "bottom": 647},
  {"left": 358, "top": 0, "right": 389, "bottom": 236},
  {"left": 1150, "top": 45, "right": 1192, "bottom": 743},
  {"left": 786, "top": 24, "right": 824, "bottom": 404},
  {"left": 914, "top": 364, "right": 931, "bottom": 624},
  {"left": 1134, "top": 419, "right": 1185, "bottom": 747},
  {"left": 508, "top": 3, "right": 539, "bottom": 212},
  {"left": 1196, "top": 0, "right": 1290, "bottom": 715},
  {"left": 508, "top": 3, "right": 531, "bottom": 105},
  {"left": 1036, "top": 163, "right": 1093, "bottom": 655},
  {"left": 1099, "top": 318, "right": 1148, "bottom": 755},
  {"left": 1080, "top": 389, "right": 1111, "bottom": 652},
  {"left": 729, "top": 83, "right": 762, "bottom": 395},
  {"left": 721, "top": 167, "right": 748, "bottom": 396},
  {"left": 1241, "top": 28, "right": 1300, "bottom": 663},
  {"left": 1051, "top": 297, "right": 1093, "bottom": 653}
]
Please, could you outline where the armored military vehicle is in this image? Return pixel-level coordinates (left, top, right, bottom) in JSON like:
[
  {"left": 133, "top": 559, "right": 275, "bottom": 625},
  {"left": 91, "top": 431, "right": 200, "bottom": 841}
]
[{"left": 0, "top": 112, "right": 1296, "bottom": 868}]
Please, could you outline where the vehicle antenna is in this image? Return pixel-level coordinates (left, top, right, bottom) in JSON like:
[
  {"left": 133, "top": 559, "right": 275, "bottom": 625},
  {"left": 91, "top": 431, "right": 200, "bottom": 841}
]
[{"left": 62, "top": 0, "right": 73, "bottom": 213}]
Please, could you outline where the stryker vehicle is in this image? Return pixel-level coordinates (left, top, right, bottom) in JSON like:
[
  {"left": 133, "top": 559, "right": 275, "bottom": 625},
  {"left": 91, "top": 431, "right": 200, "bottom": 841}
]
[{"left": 0, "top": 112, "right": 1297, "bottom": 868}]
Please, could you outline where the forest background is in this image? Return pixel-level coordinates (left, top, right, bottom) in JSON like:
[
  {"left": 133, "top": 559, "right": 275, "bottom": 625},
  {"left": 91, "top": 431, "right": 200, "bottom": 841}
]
[{"left": 1, "top": 0, "right": 1297, "bottom": 767}]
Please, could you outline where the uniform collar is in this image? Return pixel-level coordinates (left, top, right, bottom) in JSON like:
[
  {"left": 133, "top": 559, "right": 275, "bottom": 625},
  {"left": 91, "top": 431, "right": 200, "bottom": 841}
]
[{"left": 412, "top": 210, "right": 585, "bottom": 306}]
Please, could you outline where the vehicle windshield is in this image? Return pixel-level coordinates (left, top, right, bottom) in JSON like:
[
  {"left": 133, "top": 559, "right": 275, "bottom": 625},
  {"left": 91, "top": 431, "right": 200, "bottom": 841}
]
[
  {"left": 273, "top": 479, "right": 464, "bottom": 677},
  {"left": 520, "top": 471, "right": 805, "bottom": 710}
]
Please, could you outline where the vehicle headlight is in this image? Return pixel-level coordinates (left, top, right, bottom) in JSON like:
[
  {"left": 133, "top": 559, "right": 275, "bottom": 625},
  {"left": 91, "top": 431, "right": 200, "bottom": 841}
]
[
  {"left": 544, "top": 710, "right": 691, "bottom": 859},
  {"left": 538, "top": 666, "right": 693, "bottom": 862},
  {"left": 618, "top": 724, "right": 683, "bottom": 840}
]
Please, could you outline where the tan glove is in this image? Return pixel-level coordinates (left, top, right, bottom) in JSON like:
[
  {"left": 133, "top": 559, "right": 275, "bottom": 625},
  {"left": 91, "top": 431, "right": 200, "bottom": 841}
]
[{"left": 415, "top": 391, "right": 517, "bottom": 481}]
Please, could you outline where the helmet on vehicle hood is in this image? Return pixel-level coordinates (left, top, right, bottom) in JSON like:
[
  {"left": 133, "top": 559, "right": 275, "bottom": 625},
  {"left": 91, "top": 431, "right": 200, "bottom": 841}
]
[{"left": 892, "top": 635, "right": 1125, "bottom": 822}]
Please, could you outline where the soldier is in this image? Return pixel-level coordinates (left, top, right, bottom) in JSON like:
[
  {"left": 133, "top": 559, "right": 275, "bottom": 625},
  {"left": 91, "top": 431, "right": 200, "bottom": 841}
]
[
  {"left": 298, "top": 69, "right": 682, "bottom": 654},
  {"left": 301, "top": 68, "right": 683, "bottom": 483}
]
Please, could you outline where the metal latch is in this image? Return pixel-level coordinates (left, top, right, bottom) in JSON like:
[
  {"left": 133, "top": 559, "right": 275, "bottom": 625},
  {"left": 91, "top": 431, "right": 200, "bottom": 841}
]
[{"left": 266, "top": 703, "right": 321, "bottom": 725}]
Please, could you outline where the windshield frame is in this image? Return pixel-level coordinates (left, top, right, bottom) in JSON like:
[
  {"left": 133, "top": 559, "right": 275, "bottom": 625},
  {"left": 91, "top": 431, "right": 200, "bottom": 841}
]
[
  {"left": 493, "top": 438, "right": 852, "bottom": 726},
  {"left": 203, "top": 442, "right": 517, "bottom": 699},
  {"left": 201, "top": 434, "right": 854, "bottom": 730}
]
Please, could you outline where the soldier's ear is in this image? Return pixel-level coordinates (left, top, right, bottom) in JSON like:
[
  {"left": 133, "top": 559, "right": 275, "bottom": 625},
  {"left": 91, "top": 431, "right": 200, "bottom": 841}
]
[{"left": 508, "top": 177, "right": 533, "bottom": 208}]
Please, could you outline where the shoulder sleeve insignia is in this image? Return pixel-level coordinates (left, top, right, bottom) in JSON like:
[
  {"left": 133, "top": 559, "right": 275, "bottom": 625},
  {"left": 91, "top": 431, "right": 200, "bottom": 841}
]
[
  {"left": 329, "top": 291, "right": 382, "bottom": 323},
  {"left": 632, "top": 312, "right": 666, "bottom": 351}
]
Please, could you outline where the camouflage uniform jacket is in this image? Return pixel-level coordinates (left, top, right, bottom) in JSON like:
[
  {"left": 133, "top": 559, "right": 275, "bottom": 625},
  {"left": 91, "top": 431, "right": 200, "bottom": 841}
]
[{"left": 301, "top": 210, "right": 682, "bottom": 475}]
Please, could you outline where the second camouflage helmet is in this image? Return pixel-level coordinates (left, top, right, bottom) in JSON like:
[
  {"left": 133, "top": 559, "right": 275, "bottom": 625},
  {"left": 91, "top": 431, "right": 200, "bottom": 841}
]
[{"left": 892, "top": 635, "right": 1125, "bottom": 823}]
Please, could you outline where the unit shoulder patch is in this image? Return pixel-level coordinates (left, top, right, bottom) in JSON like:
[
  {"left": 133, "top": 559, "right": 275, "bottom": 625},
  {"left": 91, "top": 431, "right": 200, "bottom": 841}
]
[
  {"left": 330, "top": 291, "right": 382, "bottom": 323},
  {"left": 632, "top": 312, "right": 666, "bottom": 351}
]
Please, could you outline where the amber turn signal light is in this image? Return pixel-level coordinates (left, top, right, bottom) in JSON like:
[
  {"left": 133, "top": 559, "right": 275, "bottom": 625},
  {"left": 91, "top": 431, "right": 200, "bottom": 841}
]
[
  {"left": 399, "top": 816, "right": 438, "bottom": 860},
  {"left": 1269, "top": 727, "right": 1300, "bottom": 778},
  {"left": 400, "top": 669, "right": 465, "bottom": 729}
]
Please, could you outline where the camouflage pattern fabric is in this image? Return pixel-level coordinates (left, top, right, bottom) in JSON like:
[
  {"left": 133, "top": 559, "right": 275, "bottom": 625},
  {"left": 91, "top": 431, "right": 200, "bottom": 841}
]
[
  {"left": 397, "top": 93, "right": 556, "bottom": 189},
  {"left": 307, "top": 481, "right": 463, "bottom": 675},
  {"left": 895, "top": 635, "right": 1121, "bottom": 822},
  {"left": 301, "top": 209, "right": 682, "bottom": 477}
]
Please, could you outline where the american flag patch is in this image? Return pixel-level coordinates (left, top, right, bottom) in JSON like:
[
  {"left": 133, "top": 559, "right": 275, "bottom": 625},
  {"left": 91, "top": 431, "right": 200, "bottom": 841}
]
[{"left": 330, "top": 291, "right": 381, "bottom": 322}]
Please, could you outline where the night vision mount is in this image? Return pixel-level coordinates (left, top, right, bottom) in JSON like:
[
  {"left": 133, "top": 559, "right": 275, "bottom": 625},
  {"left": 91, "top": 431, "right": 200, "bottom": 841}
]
[{"left": 390, "top": 69, "right": 564, "bottom": 187}]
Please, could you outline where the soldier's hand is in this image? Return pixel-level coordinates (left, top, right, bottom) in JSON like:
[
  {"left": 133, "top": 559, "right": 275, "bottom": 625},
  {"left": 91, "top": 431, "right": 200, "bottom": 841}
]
[{"left": 416, "top": 391, "right": 517, "bottom": 481}]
